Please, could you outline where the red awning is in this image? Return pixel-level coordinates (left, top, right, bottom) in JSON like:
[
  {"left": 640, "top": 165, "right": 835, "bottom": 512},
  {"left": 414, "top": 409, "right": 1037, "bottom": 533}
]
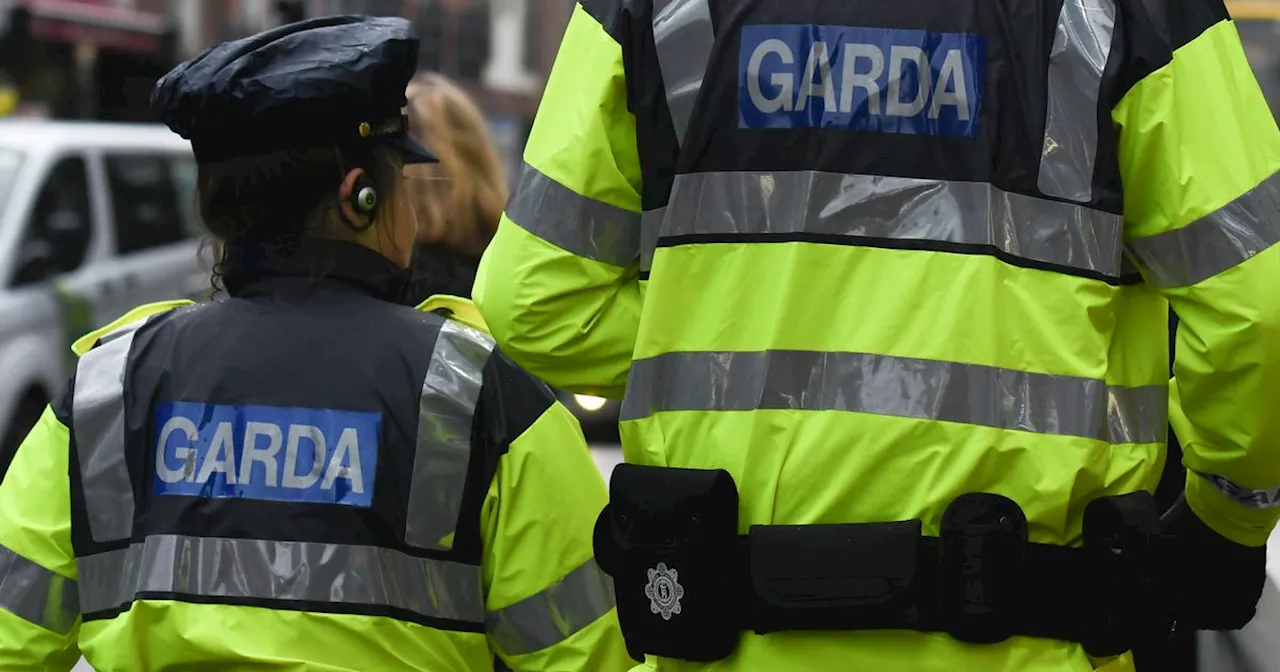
[{"left": 19, "top": 0, "right": 168, "bottom": 55}]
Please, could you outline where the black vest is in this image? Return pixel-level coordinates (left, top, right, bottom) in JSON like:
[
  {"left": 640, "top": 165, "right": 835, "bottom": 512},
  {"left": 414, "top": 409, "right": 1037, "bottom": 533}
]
[{"left": 57, "top": 241, "right": 555, "bottom": 632}]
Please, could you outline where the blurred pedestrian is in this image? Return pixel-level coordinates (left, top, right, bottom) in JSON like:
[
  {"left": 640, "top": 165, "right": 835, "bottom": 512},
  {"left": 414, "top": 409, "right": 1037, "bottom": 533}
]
[
  {"left": 474, "top": 0, "right": 1280, "bottom": 670},
  {"left": 0, "top": 16, "right": 630, "bottom": 672},
  {"left": 401, "top": 72, "right": 507, "bottom": 305}
]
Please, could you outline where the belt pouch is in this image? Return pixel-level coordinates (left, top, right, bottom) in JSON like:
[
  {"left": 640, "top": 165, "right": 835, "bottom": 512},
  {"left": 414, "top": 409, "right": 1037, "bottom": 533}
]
[
  {"left": 593, "top": 464, "right": 742, "bottom": 661},
  {"left": 750, "top": 520, "right": 923, "bottom": 634}
]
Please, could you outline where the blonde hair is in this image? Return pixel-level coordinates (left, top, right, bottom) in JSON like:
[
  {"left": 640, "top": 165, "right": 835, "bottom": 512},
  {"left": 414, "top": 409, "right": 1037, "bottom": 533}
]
[{"left": 405, "top": 73, "right": 508, "bottom": 259}]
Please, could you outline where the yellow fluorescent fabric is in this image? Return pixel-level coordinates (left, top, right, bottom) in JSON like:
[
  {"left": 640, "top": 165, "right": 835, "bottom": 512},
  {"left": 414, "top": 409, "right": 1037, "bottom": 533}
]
[
  {"left": 647, "top": 633, "right": 1134, "bottom": 672},
  {"left": 79, "top": 604, "right": 492, "bottom": 672},
  {"left": 1114, "top": 21, "right": 1280, "bottom": 239},
  {"left": 70, "top": 299, "right": 193, "bottom": 356},
  {"left": 520, "top": 5, "right": 641, "bottom": 211},
  {"left": 642, "top": 243, "right": 1168, "bottom": 387},
  {"left": 477, "top": 217, "right": 641, "bottom": 397},
  {"left": 0, "top": 407, "right": 80, "bottom": 671},
  {"left": 416, "top": 294, "right": 491, "bottom": 333},
  {"left": 622, "top": 246, "right": 1168, "bottom": 672},
  {"left": 480, "top": 401, "right": 632, "bottom": 671},
  {"left": 473, "top": 2, "right": 643, "bottom": 397},
  {"left": 1115, "top": 20, "right": 1280, "bottom": 546}
]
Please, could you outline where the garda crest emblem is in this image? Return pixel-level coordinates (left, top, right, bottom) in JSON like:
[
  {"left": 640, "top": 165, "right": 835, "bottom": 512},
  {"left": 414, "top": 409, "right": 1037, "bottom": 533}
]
[{"left": 644, "top": 562, "right": 685, "bottom": 620}]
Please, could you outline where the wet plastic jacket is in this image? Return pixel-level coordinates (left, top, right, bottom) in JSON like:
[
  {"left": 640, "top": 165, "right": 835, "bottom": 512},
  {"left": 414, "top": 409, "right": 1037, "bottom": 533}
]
[
  {"left": 474, "top": 0, "right": 1280, "bottom": 670},
  {"left": 0, "top": 251, "right": 632, "bottom": 671}
]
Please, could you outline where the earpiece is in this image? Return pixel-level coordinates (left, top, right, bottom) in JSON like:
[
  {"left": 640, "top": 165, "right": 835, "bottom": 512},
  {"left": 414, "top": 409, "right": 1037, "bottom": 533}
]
[{"left": 351, "top": 176, "right": 378, "bottom": 214}]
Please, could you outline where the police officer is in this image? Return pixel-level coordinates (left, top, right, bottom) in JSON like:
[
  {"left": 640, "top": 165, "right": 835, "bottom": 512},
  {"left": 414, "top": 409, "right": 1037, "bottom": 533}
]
[
  {"left": 472, "top": 0, "right": 1280, "bottom": 669},
  {"left": 0, "top": 16, "right": 633, "bottom": 671}
]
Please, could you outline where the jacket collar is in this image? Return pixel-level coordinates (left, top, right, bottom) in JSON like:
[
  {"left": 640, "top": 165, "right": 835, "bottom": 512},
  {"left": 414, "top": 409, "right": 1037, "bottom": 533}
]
[{"left": 221, "top": 238, "right": 410, "bottom": 302}]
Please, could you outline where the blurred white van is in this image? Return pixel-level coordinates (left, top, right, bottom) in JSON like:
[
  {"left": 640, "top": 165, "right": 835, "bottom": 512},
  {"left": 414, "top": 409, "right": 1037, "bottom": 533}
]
[{"left": 0, "top": 121, "right": 206, "bottom": 468}]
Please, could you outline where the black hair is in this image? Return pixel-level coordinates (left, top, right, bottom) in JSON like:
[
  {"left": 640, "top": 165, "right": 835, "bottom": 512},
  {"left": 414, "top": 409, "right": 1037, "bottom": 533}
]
[{"left": 196, "top": 142, "right": 400, "bottom": 295}]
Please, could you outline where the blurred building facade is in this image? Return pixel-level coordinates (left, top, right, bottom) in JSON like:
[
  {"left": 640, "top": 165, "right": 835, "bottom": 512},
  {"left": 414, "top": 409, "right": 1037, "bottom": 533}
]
[
  {"left": 0, "top": 0, "right": 575, "bottom": 185},
  {"left": 168, "top": 0, "right": 578, "bottom": 183},
  {"left": 0, "top": 0, "right": 174, "bottom": 120}
]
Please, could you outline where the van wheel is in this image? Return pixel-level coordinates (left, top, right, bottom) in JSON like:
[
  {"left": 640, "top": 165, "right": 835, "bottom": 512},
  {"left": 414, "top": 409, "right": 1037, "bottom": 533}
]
[{"left": 0, "top": 390, "right": 47, "bottom": 479}]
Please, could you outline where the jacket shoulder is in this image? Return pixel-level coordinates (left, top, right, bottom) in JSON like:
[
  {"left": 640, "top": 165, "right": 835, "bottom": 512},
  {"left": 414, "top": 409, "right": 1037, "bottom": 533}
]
[
  {"left": 71, "top": 299, "right": 196, "bottom": 357},
  {"left": 415, "top": 294, "right": 491, "bottom": 336}
]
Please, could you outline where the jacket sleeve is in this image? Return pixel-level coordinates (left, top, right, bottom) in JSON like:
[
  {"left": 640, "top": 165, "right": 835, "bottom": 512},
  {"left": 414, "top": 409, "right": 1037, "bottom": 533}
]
[
  {"left": 0, "top": 404, "right": 82, "bottom": 670},
  {"left": 1113, "top": 3, "right": 1280, "bottom": 546},
  {"left": 472, "top": 0, "right": 644, "bottom": 399},
  {"left": 477, "top": 351, "right": 632, "bottom": 671}
]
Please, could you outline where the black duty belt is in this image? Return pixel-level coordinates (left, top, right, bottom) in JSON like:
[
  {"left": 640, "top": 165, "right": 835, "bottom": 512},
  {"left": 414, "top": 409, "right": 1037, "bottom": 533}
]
[{"left": 593, "top": 464, "right": 1180, "bottom": 663}]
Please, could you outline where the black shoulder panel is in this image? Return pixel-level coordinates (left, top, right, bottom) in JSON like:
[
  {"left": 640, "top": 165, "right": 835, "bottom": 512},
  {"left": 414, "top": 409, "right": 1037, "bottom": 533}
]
[
  {"left": 581, "top": 0, "right": 629, "bottom": 43},
  {"left": 52, "top": 374, "right": 74, "bottom": 429},
  {"left": 450, "top": 348, "right": 559, "bottom": 561},
  {"left": 469, "top": 348, "right": 558, "bottom": 469},
  {"left": 1113, "top": 0, "right": 1231, "bottom": 100}
]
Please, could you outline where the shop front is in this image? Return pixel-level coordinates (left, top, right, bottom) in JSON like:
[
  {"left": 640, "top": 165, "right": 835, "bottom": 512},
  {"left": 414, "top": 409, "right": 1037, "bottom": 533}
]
[{"left": 0, "top": 0, "right": 174, "bottom": 121}]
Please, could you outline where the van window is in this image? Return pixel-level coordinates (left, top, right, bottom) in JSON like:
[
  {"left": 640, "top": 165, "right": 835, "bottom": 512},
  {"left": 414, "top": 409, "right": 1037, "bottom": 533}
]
[
  {"left": 105, "top": 153, "right": 196, "bottom": 254},
  {"left": 11, "top": 156, "right": 93, "bottom": 287}
]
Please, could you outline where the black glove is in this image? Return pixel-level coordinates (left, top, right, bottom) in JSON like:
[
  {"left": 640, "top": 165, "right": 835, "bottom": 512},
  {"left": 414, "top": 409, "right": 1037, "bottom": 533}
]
[{"left": 1161, "top": 494, "right": 1268, "bottom": 631}]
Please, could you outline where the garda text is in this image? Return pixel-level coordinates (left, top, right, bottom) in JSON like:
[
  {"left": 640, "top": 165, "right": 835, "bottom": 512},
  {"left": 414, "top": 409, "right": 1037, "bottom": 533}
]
[
  {"left": 738, "top": 24, "right": 986, "bottom": 138},
  {"left": 153, "top": 401, "right": 381, "bottom": 507}
]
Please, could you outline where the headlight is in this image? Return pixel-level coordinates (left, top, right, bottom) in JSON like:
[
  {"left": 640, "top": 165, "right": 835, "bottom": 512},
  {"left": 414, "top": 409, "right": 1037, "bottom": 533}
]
[{"left": 573, "top": 394, "right": 608, "bottom": 412}]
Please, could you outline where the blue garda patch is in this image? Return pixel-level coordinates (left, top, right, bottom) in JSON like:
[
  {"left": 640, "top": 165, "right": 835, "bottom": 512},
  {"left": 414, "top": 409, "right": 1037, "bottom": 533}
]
[
  {"left": 153, "top": 401, "right": 380, "bottom": 507},
  {"left": 739, "top": 24, "right": 987, "bottom": 138}
]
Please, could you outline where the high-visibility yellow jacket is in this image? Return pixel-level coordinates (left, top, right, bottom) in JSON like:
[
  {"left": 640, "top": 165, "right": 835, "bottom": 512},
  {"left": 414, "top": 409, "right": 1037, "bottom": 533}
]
[
  {"left": 474, "top": 0, "right": 1280, "bottom": 669},
  {"left": 0, "top": 292, "right": 632, "bottom": 672}
]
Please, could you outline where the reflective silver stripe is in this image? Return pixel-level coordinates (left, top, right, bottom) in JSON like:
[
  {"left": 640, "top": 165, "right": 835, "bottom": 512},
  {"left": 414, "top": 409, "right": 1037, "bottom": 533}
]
[
  {"left": 505, "top": 161, "right": 642, "bottom": 267},
  {"left": 76, "top": 534, "right": 485, "bottom": 626},
  {"left": 621, "top": 350, "right": 1167, "bottom": 444},
  {"left": 639, "top": 207, "right": 666, "bottom": 274},
  {"left": 73, "top": 320, "right": 148, "bottom": 543},
  {"left": 659, "top": 171, "right": 1125, "bottom": 278},
  {"left": 405, "top": 320, "right": 495, "bottom": 551},
  {"left": 1126, "top": 170, "right": 1280, "bottom": 287},
  {"left": 1197, "top": 472, "right": 1280, "bottom": 509},
  {"left": 486, "top": 558, "right": 615, "bottom": 655},
  {"left": 1039, "top": 0, "right": 1117, "bottom": 203},
  {"left": 653, "top": 0, "right": 715, "bottom": 146},
  {"left": 0, "top": 544, "right": 78, "bottom": 634}
]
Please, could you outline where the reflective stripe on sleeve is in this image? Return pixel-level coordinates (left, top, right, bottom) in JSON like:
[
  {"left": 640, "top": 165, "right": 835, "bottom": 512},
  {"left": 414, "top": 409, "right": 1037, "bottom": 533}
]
[
  {"left": 653, "top": 0, "right": 715, "bottom": 147},
  {"left": 622, "top": 350, "right": 1167, "bottom": 445},
  {"left": 485, "top": 558, "right": 615, "bottom": 655},
  {"left": 1038, "top": 0, "right": 1117, "bottom": 203},
  {"left": 0, "top": 544, "right": 79, "bottom": 634},
  {"left": 651, "top": 171, "right": 1127, "bottom": 281},
  {"left": 1196, "top": 471, "right": 1280, "bottom": 509},
  {"left": 72, "top": 319, "right": 148, "bottom": 543},
  {"left": 405, "top": 320, "right": 495, "bottom": 552},
  {"left": 505, "top": 161, "right": 642, "bottom": 267},
  {"left": 76, "top": 534, "right": 485, "bottom": 630},
  {"left": 1126, "top": 169, "right": 1280, "bottom": 287}
]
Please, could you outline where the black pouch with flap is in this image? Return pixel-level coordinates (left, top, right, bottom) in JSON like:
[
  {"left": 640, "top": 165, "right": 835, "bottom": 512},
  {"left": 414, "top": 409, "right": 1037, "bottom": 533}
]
[{"left": 593, "top": 464, "right": 744, "bottom": 662}]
